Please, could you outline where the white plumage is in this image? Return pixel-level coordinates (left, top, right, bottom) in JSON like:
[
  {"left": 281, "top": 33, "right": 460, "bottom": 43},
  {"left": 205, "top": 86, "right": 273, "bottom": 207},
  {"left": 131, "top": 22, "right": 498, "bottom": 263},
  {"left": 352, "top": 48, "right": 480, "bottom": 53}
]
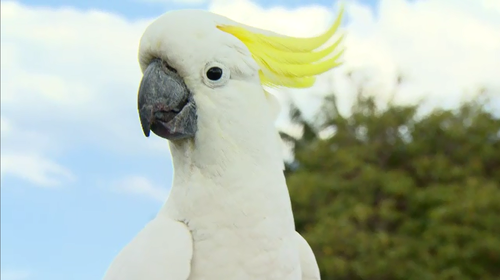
[{"left": 103, "top": 9, "right": 325, "bottom": 280}]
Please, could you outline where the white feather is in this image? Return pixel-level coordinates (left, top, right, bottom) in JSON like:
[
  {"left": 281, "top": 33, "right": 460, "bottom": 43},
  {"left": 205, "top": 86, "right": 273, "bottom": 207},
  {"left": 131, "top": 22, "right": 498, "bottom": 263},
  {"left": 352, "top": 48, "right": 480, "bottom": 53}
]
[
  {"left": 103, "top": 216, "right": 193, "bottom": 280},
  {"left": 104, "top": 9, "right": 320, "bottom": 280},
  {"left": 295, "top": 232, "right": 321, "bottom": 280}
]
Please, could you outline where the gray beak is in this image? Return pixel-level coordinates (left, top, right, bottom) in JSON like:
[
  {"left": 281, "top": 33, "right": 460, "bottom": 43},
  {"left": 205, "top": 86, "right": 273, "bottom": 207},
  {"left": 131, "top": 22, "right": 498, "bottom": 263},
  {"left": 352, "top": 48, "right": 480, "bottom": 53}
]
[{"left": 138, "top": 59, "right": 197, "bottom": 140}]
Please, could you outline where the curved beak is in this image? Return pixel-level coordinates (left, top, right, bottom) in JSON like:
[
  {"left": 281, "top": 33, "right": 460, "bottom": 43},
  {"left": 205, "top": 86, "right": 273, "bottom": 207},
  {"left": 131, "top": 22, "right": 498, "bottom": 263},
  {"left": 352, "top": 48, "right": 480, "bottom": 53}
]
[{"left": 137, "top": 59, "right": 197, "bottom": 140}]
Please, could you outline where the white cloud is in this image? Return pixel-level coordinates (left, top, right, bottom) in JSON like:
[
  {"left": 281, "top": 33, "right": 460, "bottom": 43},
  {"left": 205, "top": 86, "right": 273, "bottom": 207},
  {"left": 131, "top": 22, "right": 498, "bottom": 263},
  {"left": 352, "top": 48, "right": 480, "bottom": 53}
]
[
  {"left": 1, "top": 1, "right": 166, "bottom": 156},
  {"left": 1, "top": 153, "right": 75, "bottom": 188},
  {"left": 1, "top": 1, "right": 167, "bottom": 186},
  {"left": 209, "top": 0, "right": 333, "bottom": 36},
  {"left": 139, "top": 0, "right": 206, "bottom": 5},
  {"left": 112, "top": 175, "right": 169, "bottom": 201},
  {"left": 0, "top": 269, "right": 30, "bottom": 280},
  {"left": 1, "top": 117, "right": 75, "bottom": 187},
  {"left": 483, "top": 0, "right": 500, "bottom": 13}
]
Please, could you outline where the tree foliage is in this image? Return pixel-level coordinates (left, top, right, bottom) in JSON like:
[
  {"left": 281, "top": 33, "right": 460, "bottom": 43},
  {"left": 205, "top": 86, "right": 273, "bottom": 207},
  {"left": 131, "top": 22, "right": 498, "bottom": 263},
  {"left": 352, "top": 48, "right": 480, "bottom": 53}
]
[{"left": 283, "top": 86, "right": 500, "bottom": 280}]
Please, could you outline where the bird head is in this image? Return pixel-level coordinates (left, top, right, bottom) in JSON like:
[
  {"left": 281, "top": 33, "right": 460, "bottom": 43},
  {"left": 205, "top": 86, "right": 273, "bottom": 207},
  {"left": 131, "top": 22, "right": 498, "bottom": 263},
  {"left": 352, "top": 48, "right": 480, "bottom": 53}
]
[{"left": 137, "top": 8, "right": 344, "bottom": 145}]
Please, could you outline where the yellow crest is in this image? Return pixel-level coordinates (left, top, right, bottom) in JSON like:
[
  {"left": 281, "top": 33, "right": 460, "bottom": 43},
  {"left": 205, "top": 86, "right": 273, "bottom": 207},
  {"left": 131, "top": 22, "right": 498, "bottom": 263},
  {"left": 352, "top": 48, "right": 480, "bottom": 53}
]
[{"left": 217, "top": 6, "right": 345, "bottom": 89}]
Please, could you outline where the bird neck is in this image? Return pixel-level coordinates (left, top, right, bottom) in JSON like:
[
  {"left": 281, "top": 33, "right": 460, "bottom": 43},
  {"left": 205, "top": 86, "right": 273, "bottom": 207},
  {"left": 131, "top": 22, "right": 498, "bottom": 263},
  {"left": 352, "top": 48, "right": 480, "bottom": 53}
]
[{"left": 159, "top": 118, "right": 293, "bottom": 226}]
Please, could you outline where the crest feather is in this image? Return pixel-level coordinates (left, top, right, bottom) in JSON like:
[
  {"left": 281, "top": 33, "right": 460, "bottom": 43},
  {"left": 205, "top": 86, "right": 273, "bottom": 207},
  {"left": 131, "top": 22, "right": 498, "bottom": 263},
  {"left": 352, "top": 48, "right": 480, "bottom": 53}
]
[{"left": 217, "top": 6, "right": 345, "bottom": 89}]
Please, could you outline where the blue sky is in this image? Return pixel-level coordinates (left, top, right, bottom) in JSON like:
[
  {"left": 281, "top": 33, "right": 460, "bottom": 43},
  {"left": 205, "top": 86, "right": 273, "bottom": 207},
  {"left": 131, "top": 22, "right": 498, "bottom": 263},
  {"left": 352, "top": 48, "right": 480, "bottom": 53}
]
[
  {"left": 1, "top": 0, "right": 499, "bottom": 279},
  {"left": 17, "top": 0, "right": 379, "bottom": 19}
]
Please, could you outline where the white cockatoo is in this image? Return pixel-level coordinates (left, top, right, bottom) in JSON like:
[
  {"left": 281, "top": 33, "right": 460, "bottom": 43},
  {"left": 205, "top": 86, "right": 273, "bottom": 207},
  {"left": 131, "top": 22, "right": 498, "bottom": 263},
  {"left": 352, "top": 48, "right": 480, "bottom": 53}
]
[{"left": 103, "top": 7, "right": 344, "bottom": 280}]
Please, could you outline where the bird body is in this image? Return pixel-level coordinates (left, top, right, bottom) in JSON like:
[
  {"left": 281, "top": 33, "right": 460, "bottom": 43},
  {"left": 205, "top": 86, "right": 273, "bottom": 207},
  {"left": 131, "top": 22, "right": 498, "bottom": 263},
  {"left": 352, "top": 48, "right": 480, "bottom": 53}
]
[{"left": 103, "top": 8, "right": 344, "bottom": 280}]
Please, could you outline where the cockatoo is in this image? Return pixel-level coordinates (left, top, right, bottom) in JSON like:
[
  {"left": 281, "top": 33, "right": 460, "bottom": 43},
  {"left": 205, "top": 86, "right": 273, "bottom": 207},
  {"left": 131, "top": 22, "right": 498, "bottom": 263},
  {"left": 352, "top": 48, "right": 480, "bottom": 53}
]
[{"left": 103, "top": 7, "right": 344, "bottom": 280}]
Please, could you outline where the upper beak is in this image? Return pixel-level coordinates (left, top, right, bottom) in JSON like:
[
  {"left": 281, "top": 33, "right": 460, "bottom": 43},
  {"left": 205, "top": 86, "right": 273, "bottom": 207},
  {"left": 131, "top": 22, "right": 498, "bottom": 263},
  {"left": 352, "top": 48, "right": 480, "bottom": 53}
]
[{"left": 137, "top": 59, "right": 197, "bottom": 140}]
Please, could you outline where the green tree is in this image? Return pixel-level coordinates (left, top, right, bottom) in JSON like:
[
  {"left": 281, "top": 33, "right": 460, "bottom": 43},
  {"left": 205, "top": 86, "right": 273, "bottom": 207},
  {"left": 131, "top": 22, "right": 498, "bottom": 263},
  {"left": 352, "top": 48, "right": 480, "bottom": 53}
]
[{"left": 283, "top": 84, "right": 500, "bottom": 280}]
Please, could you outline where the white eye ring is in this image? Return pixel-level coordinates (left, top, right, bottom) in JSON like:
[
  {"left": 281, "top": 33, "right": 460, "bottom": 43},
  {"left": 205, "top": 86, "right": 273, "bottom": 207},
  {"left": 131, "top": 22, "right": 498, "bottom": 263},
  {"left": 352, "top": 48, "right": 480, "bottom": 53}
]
[{"left": 202, "top": 61, "right": 230, "bottom": 88}]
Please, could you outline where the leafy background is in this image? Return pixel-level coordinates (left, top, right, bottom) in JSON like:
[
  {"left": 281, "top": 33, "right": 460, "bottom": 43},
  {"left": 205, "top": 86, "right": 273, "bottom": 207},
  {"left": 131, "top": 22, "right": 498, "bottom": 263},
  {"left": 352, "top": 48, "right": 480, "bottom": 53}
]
[{"left": 285, "top": 78, "right": 500, "bottom": 279}]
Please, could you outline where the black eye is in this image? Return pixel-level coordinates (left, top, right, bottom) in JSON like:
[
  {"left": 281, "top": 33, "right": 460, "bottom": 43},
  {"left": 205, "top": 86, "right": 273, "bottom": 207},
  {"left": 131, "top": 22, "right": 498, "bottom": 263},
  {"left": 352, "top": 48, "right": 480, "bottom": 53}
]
[{"left": 206, "top": 67, "right": 223, "bottom": 81}]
